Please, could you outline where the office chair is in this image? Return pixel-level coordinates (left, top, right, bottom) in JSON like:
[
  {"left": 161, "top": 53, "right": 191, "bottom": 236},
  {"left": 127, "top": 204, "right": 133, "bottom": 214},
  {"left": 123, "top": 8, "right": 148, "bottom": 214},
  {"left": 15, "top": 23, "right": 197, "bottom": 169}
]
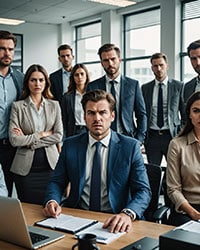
[{"left": 144, "top": 163, "right": 170, "bottom": 223}]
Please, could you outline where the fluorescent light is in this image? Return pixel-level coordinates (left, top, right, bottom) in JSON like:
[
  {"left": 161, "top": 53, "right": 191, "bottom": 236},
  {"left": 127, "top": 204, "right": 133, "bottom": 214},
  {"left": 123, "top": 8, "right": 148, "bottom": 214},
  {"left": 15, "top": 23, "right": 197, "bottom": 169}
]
[
  {"left": 88, "top": 0, "right": 136, "bottom": 7},
  {"left": 0, "top": 18, "right": 25, "bottom": 25}
]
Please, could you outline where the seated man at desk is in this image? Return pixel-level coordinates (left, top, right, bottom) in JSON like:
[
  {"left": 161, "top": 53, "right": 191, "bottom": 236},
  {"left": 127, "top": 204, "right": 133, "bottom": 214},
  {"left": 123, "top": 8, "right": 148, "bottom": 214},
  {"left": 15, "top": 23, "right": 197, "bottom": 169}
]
[{"left": 43, "top": 90, "right": 151, "bottom": 233}]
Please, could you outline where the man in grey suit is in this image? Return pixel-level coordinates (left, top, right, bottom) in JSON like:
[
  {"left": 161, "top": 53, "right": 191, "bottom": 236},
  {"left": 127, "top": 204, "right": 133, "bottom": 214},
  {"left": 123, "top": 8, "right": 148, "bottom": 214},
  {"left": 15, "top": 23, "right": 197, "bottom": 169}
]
[
  {"left": 142, "top": 53, "right": 184, "bottom": 166},
  {"left": 50, "top": 44, "right": 74, "bottom": 104},
  {"left": 0, "top": 30, "right": 24, "bottom": 197},
  {"left": 86, "top": 43, "right": 147, "bottom": 144},
  {"left": 184, "top": 40, "right": 200, "bottom": 105}
]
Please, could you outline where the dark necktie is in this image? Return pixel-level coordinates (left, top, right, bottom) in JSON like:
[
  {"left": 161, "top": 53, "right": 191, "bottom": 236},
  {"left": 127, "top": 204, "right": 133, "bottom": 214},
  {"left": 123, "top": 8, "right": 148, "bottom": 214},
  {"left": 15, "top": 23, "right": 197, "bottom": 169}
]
[
  {"left": 157, "top": 83, "right": 164, "bottom": 128},
  {"left": 110, "top": 80, "right": 117, "bottom": 130},
  {"left": 89, "top": 141, "right": 102, "bottom": 211}
]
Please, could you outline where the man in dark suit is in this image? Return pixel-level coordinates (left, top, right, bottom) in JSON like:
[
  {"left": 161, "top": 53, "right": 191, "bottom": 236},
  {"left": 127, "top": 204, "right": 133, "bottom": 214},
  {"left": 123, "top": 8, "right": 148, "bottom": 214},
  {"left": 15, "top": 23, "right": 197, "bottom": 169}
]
[
  {"left": 49, "top": 44, "right": 74, "bottom": 104},
  {"left": 0, "top": 30, "right": 24, "bottom": 197},
  {"left": 142, "top": 53, "right": 184, "bottom": 166},
  {"left": 86, "top": 43, "right": 147, "bottom": 144},
  {"left": 44, "top": 90, "right": 151, "bottom": 233},
  {"left": 184, "top": 40, "right": 200, "bottom": 104}
]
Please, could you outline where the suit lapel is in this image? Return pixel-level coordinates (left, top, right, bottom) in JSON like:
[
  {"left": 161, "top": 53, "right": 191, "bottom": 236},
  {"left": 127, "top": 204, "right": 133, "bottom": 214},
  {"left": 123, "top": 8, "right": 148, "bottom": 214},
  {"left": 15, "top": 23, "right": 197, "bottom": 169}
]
[
  {"left": 148, "top": 80, "right": 154, "bottom": 107},
  {"left": 58, "top": 69, "right": 63, "bottom": 94},
  {"left": 107, "top": 131, "right": 120, "bottom": 187},
  {"left": 22, "top": 98, "right": 35, "bottom": 132},
  {"left": 77, "top": 134, "right": 88, "bottom": 193},
  {"left": 101, "top": 76, "right": 107, "bottom": 91}
]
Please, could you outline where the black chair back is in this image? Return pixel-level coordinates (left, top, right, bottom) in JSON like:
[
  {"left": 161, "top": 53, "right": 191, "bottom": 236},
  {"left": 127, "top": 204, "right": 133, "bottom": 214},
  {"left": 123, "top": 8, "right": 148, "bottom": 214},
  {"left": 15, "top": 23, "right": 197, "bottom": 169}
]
[{"left": 144, "top": 163, "right": 162, "bottom": 221}]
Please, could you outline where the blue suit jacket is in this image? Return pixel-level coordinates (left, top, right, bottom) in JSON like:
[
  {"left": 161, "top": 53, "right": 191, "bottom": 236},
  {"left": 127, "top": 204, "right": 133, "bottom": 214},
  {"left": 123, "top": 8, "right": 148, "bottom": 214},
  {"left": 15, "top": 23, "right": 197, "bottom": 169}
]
[
  {"left": 49, "top": 69, "right": 63, "bottom": 104},
  {"left": 44, "top": 131, "right": 151, "bottom": 219},
  {"left": 86, "top": 75, "right": 147, "bottom": 143},
  {"left": 141, "top": 79, "right": 184, "bottom": 138}
]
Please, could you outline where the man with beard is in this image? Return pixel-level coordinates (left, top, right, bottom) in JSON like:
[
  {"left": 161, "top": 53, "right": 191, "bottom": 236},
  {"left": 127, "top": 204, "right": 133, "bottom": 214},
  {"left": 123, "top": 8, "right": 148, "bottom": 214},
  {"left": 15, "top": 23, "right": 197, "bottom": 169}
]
[
  {"left": 0, "top": 30, "right": 24, "bottom": 196},
  {"left": 141, "top": 53, "right": 184, "bottom": 166},
  {"left": 50, "top": 44, "right": 74, "bottom": 105},
  {"left": 86, "top": 43, "right": 146, "bottom": 144},
  {"left": 184, "top": 40, "right": 200, "bottom": 104}
]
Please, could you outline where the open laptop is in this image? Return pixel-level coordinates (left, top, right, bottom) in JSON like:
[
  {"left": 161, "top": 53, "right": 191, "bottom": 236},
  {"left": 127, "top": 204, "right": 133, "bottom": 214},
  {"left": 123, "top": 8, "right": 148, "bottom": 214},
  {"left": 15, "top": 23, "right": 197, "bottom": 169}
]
[{"left": 0, "top": 196, "right": 65, "bottom": 249}]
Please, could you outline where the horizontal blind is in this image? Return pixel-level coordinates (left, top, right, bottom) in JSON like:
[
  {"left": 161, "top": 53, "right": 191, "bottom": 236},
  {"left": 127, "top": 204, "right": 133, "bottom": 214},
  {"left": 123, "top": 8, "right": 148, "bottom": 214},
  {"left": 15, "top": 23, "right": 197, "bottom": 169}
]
[
  {"left": 182, "top": 0, "right": 200, "bottom": 20},
  {"left": 125, "top": 8, "right": 160, "bottom": 31}
]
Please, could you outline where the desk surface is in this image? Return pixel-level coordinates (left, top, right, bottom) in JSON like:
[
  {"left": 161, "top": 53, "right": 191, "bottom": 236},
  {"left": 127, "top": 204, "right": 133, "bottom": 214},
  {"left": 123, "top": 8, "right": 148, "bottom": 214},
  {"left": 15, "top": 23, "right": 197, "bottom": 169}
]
[{"left": 0, "top": 203, "right": 174, "bottom": 250}]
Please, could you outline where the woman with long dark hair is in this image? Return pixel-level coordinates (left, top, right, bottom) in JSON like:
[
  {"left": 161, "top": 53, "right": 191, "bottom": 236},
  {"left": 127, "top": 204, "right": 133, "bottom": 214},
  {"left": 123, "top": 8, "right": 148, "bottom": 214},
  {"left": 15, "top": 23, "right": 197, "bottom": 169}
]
[
  {"left": 167, "top": 91, "right": 200, "bottom": 226},
  {"left": 9, "top": 64, "right": 63, "bottom": 204},
  {"left": 61, "top": 63, "right": 90, "bottom": 137}
]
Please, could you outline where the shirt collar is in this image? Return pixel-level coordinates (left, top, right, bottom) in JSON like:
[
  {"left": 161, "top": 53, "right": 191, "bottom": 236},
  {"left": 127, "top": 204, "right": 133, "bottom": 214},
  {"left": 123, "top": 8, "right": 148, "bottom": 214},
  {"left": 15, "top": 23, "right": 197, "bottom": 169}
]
[
  {"left": 105, "top": 74, "right": 121, "bottom": 84},
  {"left": 88, "top": 130, "right": 111, "bottom": 148},
  {"left": 155, "top": 76, "right": 168, "bottom": 86},
  {"left": 62, "top": 67, "right": 71, "bottom": 75},
  {"left": 28, "top": 96, "right": 45, "bottom": 107},
  {"left": 196, "top": 76, "right": 200, "bottom": 85},
  {"left": 187, "top": 130, "right": 199, "bottom": 145},
  {"left": 0, "top": 67, "right": 13, "bottom": 78}
]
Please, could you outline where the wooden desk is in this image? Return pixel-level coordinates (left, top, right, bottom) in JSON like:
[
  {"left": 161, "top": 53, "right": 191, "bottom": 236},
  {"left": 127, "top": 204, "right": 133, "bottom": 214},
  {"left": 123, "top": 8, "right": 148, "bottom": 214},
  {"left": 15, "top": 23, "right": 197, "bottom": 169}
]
[{"left": 0, "top": 203, "right": 174, "bottom": 250}]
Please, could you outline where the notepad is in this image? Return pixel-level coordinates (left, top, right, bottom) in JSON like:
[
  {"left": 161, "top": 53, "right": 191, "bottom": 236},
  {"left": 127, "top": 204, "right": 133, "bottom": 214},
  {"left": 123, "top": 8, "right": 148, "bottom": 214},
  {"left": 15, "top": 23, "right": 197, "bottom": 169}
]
[
  {"left": 75, "top": 222, "right": 126, "bottom": 244},
  {"left": 35, "top": 214, "right": 98, "bottom": 234},
  {"left": 35, "top": 214, "right": 125, "bottom": 244}
]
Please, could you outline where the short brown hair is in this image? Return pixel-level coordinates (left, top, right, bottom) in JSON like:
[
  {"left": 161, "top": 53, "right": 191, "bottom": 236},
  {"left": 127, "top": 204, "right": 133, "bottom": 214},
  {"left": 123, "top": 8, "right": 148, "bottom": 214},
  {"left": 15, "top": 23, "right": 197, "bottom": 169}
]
[
  {"left": 98, "top": 43, "right": 121, "bottom": 59},
  {"left": 81, "top": 89, "right": 115, "bottom": 112},
  {"left": 57, "top": 44, "right": 73, "bottom": 56},
  {"left": 0, "top": 30, "right": 17, "bottom": 47},
  {"left": 150, "top": 52, "right": 168, "bottom": 64},
  {"left": 187, "top": 40, "right": 200, "bottom": 57}
]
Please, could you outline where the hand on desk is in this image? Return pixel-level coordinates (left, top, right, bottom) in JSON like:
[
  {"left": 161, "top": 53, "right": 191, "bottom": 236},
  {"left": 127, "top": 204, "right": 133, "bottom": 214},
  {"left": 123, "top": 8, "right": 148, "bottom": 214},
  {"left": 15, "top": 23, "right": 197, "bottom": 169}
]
[
  {"left": 103, "top": 213, "right": 132, "bottom": 233},
  {"left": 43, "top": 201, "right": 61, "bottom": 218},
  {"left": 43, "top": 202, "right": 132, "bottom": 233}
]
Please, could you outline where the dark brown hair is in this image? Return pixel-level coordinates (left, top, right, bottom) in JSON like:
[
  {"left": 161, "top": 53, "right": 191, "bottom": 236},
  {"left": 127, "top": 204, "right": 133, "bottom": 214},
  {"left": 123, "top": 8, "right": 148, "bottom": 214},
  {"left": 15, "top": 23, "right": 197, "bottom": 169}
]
[
  {"left": 57, "top": 44, "right": 73, "bottom": 56},
  {"left": 150, "top": 52, "right": 168, "bottom": 64},
  {"left": 0, "top": 30, "right": 17, "bottom": 47},
  {"left": 179, "top": 91, "right": 200, "bottom": 137},
  {"left": 67, "top": 64, "right": 90, "bottom": 93},
  {"left": 98, "top": 43, "right": 121, "bottom": 59},
  {"left": 21, "top": 64, "right": 53, "bottom": 99},
  {"left": 81, "top": 89, "right": 115, "bottom": 113},
  {"left": 187, "top": 40, "right": 200, "bottom": 57}
]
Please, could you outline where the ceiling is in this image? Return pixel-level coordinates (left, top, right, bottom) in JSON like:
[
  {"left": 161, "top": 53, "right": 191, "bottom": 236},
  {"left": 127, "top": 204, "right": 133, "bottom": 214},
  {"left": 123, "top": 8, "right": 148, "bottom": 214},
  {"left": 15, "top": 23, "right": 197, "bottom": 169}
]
[{"left": 0, "top": 0, "right": 151, "bottom": 25}]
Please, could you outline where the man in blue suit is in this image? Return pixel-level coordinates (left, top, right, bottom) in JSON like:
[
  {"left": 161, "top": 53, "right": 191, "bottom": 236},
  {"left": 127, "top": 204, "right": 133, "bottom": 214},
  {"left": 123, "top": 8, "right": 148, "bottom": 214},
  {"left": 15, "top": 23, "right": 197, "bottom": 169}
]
[
  {"left": 184, "top": 40, "right": 200, "bottom": 105},
  {"left": 44, "top": 90, "right": 151, "bottom": 233},
  {"left": 86, "top": 43, "right": 147, "bottom": 144}
]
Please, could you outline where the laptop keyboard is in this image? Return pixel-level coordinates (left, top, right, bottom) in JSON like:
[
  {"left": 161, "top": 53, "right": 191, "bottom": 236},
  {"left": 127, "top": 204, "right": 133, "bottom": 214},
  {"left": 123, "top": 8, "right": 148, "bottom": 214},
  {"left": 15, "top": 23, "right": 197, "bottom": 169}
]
[{"left": 29, "top": 231, "right": 49, "bottom": 244}]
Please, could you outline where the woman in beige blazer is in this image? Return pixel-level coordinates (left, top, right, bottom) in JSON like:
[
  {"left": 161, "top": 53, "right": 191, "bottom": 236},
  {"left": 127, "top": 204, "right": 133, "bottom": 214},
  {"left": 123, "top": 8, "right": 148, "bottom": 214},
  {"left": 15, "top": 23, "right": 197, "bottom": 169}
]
[{"left": 9, "top": 64, "right": 63, "bottom": 205}]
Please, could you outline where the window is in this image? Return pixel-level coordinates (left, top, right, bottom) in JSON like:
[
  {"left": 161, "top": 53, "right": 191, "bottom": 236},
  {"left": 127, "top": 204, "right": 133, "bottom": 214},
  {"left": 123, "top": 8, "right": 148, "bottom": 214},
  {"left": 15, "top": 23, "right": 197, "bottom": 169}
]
[
  {"left": 75, "top": 21, "right": 102, "bottom": 81},
  {"left": 181, "top": 0, "right": 200, "bottom": 82},
  {"left": 12, "top": 34, "right": 23, "bottom": 72},
  {"left": 124, "top": 7, "right": 160, "bottom": 85}
]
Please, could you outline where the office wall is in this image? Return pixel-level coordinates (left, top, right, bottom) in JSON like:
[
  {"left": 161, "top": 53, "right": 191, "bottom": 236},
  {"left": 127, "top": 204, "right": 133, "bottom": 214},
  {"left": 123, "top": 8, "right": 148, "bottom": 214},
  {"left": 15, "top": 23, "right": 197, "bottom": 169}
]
[{"left": 0, "top": 22, "right": 60, "bottom": 74}]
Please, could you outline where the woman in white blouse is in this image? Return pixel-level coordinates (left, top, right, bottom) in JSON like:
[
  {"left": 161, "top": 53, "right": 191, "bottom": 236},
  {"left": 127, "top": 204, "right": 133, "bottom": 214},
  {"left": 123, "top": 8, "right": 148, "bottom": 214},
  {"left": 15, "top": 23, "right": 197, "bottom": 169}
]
[
  {"left": 167, "top": 91, "right": 200, "bottom": 226},
  {"left": 9, "top": 64, "right": 63, "bottom": 205}
]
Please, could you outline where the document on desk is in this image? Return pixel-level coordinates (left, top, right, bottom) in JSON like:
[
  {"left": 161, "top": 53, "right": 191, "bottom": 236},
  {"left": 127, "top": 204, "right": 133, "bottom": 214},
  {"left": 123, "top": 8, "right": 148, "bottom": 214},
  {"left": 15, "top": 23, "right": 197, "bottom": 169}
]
[
  {"left": 75, "top": 222, "right": 126, "bottom": 244},
  {"left": 35, "top": 213, "right": 98, "bottom": 234},
  {"left": 174, "top": 220, "right": 200, "bottom": 234}
]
